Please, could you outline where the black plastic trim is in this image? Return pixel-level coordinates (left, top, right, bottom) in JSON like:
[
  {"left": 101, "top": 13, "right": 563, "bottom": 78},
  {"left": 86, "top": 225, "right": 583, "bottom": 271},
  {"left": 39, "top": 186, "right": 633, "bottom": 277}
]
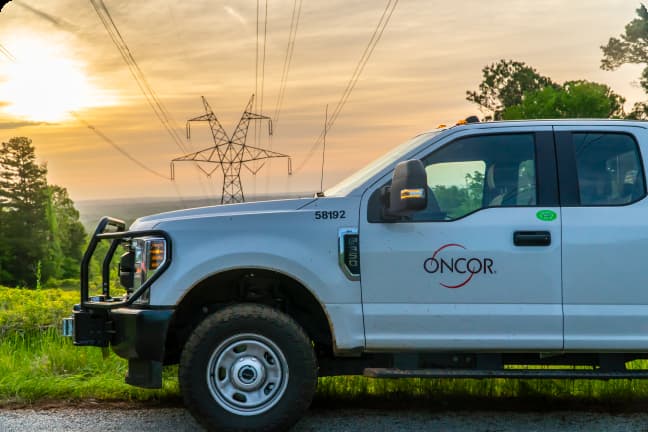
[
  {"left": 364, "top": 367, "right": 648, "bottom": 380},
  {"left": 535, "top": 131, "right": 559, "bottom": 206},
  {"left": 110, "top": 307, "right": 174, "bottom": 362},
  {"left": 554, "top": 131, "right": 581, "bottom": 206}
]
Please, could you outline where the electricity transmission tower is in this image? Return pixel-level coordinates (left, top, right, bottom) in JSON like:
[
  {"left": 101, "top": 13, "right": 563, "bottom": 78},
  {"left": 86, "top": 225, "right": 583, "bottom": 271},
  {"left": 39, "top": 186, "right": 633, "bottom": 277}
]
[{"left": 171, "top": 95, "right": 292, "bottom": 204}]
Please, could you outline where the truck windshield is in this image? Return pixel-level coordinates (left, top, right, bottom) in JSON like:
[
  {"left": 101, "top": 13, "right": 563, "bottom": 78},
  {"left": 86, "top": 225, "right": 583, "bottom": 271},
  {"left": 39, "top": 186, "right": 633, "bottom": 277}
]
[{"left": 324, "top": 131, "right": 441, "bottom": 196}]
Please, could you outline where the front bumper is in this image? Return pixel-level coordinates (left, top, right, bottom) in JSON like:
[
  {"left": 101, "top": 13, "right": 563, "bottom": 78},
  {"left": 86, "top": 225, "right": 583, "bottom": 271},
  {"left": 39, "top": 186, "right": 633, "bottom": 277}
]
[
  {"left": 67, "top": 306, "right": 174, "bottom": 388},
  {"left": 65, "top": 217, "right": 174, "bottom": 388}
]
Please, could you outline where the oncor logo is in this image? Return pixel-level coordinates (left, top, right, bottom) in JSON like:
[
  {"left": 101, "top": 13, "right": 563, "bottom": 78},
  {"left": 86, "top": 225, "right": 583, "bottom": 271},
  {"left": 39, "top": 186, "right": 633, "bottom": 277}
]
[{"left": 423, "top": 243, "right": 494, "bottom": 289}]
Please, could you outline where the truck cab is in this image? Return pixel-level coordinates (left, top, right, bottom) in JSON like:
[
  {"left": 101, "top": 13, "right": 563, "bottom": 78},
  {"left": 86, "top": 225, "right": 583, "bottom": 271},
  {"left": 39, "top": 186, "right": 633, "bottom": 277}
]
[{"left": 67, "top": 120, "right": 648, "bottom": 432}]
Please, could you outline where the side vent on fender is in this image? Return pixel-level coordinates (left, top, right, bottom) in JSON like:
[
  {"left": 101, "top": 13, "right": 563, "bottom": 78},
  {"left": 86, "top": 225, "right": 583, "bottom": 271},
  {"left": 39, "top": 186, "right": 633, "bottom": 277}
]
[{"left": 338, "top": 228, "right": 360, "bottom": 281}]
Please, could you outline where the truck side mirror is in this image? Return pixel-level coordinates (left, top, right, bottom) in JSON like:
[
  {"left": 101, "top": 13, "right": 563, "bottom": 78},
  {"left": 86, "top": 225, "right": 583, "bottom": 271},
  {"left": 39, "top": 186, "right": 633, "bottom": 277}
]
[{"left": 383, "top": 159, "right": 428, "bottom": 218}]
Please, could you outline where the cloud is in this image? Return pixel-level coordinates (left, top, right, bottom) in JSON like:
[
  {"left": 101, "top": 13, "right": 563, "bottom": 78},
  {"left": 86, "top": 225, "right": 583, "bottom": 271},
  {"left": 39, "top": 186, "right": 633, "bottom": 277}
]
[
  {"left": 223, "top": 5, "right": 247, "bottom": 27},
  {"left": 0, "top": 120, "right": 42, "bottom": 129}
]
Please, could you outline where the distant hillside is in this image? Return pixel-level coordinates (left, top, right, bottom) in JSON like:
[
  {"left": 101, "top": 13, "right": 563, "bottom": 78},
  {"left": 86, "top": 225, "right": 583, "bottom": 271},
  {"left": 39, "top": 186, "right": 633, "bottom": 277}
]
[{"left": 75, "top": 193, "right": 311, "bottom": 232}]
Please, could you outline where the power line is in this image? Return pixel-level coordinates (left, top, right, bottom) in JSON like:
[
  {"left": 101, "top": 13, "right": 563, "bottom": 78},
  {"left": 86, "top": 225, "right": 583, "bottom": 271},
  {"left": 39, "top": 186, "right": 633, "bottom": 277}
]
[
  {"left": 0, "top": 42, "right": 16, "bottom": 62},
  {"left": 89, "top": 0, "right": 190, "bottom": 155},
  {"left": 89, "top": 0, "right": 208, "bottom": 204},
  {"left": 260, "top": 0, "right": 269, "bottom": 134},
  {"left": 1, "top": 36, "right": 187, "bottom": 206},
  {"left": 273, "top": 0, "right": 302, "bottom": 129},
  {"left": 329, "top": 0, "right": 398, "bottom": 129},
  {"left": 257, "top": 0, "right": 269, "bottom": 178},
  {"left": 0, "top": 40, "right": 176, "bottom": 185},
  {"left": 294, "top": 0, "right": 399, "bottom": 174},
  {"left": 254, "top": 0, "right": 260, "bottom": 149},
  {"left": 163, "top": 2, "right": 213, "bottom": 201},
  {"left": 266, "top": 0, "right": 302, "bottom": 193},
  {"left": 72, "top": 113, "right": 170, "bottom": 180},
  {"left": 1, "top": 17, "right": 189, "bottom": 206}
]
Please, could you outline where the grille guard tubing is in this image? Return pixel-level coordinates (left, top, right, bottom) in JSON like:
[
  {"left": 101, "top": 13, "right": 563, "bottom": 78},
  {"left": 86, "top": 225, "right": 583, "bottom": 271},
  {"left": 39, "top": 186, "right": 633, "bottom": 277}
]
[{"left": 80, "top": 216, "right": 172, "bottom": 309}]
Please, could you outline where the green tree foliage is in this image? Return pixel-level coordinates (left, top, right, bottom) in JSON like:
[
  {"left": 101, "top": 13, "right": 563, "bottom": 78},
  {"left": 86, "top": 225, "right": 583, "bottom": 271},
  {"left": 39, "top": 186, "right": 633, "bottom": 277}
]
[
  {"left": 0, "top": 137, "right": 50, "bottom": 287},
  {"left": 0, "top": 137, "right": 86, "bottom": 287},
  {"left": 502, "top": 81, "right": 626, "bottom": 120},
  {"left": 48, "top": 185, "right": 86, "bottom": 279},
  {"left": 601, "top": 4, "right": 648, "bottom": 119},
  {"left": 466, "top": 59, "right": 555, "bottom": 120}
]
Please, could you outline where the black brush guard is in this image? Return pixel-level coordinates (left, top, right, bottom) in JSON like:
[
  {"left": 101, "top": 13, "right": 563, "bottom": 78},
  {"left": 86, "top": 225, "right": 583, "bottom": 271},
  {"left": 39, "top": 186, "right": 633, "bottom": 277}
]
[
  {"left": 68, "top": 216, "right": 175, "bottom": 388},
  {"left": 79, "top": 216, "right": 172, "bottom": 309}
]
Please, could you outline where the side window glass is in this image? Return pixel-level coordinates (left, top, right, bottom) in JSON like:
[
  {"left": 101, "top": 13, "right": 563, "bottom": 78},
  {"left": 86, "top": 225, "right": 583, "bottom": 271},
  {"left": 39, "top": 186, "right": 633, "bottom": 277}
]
[
  {"left": 574, "top": 133, "right": 646, "bottom": 206},
  {"left": 413, "top": 134, "right": 536, "bottom": 221},
  {"left": 517, "top": 160, "right": 536, "bottom": 205},
  {"left": 425, "top": 161, "right": 485, "bottom": 219}
]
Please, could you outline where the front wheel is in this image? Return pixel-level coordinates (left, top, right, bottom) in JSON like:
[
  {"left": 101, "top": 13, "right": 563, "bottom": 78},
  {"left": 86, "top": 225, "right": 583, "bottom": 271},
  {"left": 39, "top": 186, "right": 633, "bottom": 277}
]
[{"left": 179, "top": 304, "right": 317, "bottom": 432}]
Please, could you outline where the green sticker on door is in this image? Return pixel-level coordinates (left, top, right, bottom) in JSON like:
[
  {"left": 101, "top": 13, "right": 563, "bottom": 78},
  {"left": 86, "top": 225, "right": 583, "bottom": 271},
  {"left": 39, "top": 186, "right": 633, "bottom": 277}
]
[{"left": 536, "top": 210, "right": 557, "bottom": 221}]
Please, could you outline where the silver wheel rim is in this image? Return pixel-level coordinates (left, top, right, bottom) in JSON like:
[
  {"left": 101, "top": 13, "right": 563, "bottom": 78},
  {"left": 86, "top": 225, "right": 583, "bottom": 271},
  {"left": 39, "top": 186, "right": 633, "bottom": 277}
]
[{"left": 206, "top": 333, "right": 289, "bottom": 416}]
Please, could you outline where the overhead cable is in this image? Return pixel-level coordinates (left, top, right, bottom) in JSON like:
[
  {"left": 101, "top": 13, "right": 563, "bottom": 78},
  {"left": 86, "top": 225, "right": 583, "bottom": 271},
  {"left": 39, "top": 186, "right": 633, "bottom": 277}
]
[
  {"left": 273, "top": 0, "right": 302, "bottom": 130},
  {"left": 266, "top": 0, "right": 302, "bottom": 192},
  {"left": 294, "top": 0, "right": 399, "bottom": 174},
  {"left": 0, "top": 40, "right": 177, "bottom": 184},
  {"left": 89, "top": 0, "right": 190, "bottom": 155},
  {"left": 72, "top": 113, "right": 170, "bottom": 180},
  {"left": 0, "top": 43, "right": 16, "bottom": 62},
  {"left": 89, "top": 0, "right": 208, "bottom": 204}
]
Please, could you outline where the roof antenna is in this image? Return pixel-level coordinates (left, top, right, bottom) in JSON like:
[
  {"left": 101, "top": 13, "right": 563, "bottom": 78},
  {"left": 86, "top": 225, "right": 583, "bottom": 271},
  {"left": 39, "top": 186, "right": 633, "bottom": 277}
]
[{"left": 318, "top": 104, "right": 328, "bottom": 197}]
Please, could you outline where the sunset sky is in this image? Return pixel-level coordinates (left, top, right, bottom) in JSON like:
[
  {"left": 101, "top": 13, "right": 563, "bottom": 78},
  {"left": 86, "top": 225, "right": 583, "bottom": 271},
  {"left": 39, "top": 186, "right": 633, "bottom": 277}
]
[{"left": 0, "top": 0, "right": 645, "bottom": 202}]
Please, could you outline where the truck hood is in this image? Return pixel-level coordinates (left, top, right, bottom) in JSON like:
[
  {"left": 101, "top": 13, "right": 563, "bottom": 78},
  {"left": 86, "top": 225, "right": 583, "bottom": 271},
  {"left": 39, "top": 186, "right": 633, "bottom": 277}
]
[{"left": 130, "top": 197, "right": 317, "bottom": 229}]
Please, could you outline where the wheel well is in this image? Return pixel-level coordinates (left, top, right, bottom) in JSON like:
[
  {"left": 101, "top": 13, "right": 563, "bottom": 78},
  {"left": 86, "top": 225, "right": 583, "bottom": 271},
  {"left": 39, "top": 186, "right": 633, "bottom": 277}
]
[{"left": 164, "top": 268, "right": 333, "bottom": 364}]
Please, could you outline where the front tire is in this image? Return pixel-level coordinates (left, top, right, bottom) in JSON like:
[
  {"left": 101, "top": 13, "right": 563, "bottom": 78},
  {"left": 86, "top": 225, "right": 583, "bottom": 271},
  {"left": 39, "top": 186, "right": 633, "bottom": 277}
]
[{"left": 179, "top": 304, "right": 317, "bottom": 432}]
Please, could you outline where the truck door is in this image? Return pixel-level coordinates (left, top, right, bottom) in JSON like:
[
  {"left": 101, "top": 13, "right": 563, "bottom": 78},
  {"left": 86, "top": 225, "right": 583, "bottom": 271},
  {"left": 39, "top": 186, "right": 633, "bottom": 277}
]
[
  {"left": 359, "top": 127, "right": 563, "bottom": 350},
  {"left": 555, "top": 126, "right": 648, "bottom": 350}
]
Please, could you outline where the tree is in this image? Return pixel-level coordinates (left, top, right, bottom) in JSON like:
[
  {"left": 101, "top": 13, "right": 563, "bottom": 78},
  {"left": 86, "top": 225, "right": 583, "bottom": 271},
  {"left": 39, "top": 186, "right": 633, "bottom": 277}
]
[
  {"left": 601, "top": 4, "right": 648, "bottom": 118},
  {"left": 601, "top": 4, "right": 648, "bottom": 89},
  {"left": 502, "top": 80, "right": 626, "bottom": 120},
  {"left": 466, "top": 59, "right": 555, "bottom": 120},
  {"left": 0, "top": 137, "right": 86, "bottom": 287},
  {"left": 48, "top": 185, "right": 86, "bottom": 279},
  {"left": 0, "top": 137, "right": 49, "bottom": 286}
]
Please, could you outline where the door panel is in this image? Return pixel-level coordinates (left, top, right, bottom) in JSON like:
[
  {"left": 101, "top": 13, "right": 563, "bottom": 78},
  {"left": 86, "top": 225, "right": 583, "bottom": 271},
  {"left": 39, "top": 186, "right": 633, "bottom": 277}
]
[
  {"left": 556, "top": 126, "right": 648, "bottom": 350},
  {"left": 361, "top": 207, "right": 562, "bottom": 350},
  {"left": 360, "top": 128, "right": 563, "bottom": 351}
]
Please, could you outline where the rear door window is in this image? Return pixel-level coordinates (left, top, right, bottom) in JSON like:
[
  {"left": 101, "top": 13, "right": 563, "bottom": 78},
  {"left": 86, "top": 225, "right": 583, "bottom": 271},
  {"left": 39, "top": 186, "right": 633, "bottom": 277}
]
[{"left": 573, "top": 133, "right": 646, "bottom": 206}]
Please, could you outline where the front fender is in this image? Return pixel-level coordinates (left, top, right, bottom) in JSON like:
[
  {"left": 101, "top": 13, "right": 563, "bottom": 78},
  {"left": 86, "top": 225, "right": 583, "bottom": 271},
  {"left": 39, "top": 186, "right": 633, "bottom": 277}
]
[{"left": 148, "top": 212, "right": 365, "bottom": 352}]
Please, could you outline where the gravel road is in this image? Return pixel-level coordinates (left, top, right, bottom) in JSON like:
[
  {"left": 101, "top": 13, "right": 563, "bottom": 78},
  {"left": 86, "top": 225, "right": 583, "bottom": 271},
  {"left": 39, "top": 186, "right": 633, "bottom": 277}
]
[{"left": 2, "top": 407, "right": 648, "bottom": 432}]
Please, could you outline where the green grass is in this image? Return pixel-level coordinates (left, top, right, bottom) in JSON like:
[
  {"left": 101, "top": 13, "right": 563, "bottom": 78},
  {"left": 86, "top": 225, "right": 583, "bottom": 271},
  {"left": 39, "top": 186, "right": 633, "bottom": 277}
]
[
  {"left": 0, "top": 287, "right": 177, "bottom": 404},
  {"left": 4, "top": 285, "right": 648, "bottom": 408},
  {"left": 0, "top": 330, "right": 178, "bottom": 404}
]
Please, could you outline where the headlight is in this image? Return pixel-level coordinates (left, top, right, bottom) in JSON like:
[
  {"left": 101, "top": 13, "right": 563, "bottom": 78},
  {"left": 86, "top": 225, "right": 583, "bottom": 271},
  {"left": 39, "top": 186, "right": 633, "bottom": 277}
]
[{"left": 131, "top": 237, "right": 167, "bottom": 304}]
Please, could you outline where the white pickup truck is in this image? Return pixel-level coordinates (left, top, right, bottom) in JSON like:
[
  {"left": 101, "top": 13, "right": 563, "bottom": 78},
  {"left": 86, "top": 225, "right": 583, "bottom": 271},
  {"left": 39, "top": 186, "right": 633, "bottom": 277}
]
[{"left": 65, "top": 119, "right": 648, "bottom": 431}]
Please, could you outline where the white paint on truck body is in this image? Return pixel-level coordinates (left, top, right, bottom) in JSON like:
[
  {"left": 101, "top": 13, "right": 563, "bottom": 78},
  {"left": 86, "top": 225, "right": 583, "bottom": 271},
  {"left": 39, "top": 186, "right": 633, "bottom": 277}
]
[{"left": 129, "top": 120, "right": 648, "bottom": 355}]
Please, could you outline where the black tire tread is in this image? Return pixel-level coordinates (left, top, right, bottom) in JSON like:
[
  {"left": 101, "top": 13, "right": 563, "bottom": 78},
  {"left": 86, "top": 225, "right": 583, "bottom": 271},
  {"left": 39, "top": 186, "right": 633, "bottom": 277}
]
[{"left": 179, "top": 303, "right": 317, "bottom": 432}]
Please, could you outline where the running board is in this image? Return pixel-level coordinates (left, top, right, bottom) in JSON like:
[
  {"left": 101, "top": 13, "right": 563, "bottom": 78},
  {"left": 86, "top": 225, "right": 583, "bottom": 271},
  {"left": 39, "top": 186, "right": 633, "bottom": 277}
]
[{"left": 364, "top": 368, "right": 648, "bottom": 380}]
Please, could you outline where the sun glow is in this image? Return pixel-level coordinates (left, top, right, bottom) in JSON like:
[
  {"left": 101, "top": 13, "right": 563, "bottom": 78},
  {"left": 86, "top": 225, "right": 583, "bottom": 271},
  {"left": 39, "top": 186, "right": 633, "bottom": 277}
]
[{"left": 0, "top": 36, "right": 117, "bottom": 123}]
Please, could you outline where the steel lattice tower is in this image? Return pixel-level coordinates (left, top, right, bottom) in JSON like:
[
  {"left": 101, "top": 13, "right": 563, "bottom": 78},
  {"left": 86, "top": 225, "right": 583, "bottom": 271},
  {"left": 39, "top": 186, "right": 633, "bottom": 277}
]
[{"left": 171, "top": 95, "right": 292, "bottom": 204}]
